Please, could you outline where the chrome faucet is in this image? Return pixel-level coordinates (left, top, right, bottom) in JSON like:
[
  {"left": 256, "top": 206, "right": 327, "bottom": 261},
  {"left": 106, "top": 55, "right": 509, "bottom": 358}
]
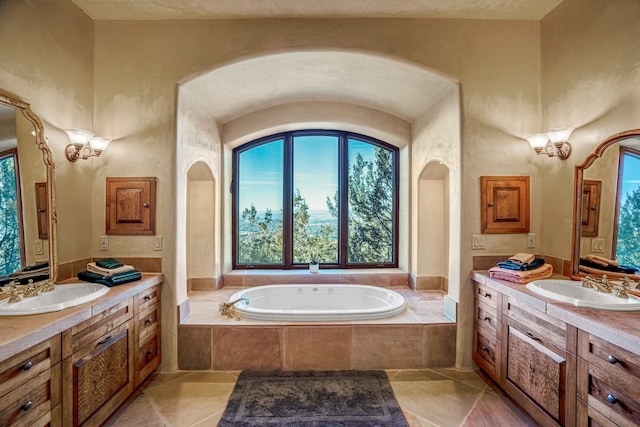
[{"left": 581, "top": 275, "right": 612, "bottom": 293}]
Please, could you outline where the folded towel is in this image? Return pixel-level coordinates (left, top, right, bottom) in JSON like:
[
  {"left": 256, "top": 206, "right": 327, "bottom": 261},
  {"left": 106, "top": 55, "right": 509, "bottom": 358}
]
[
  {"left": 586, "top": 254, "right": 619, "bottom": 267},
  {"left": 95, "top": 258, "right": 124, "bottom": 269},
  {"left": 489, "top": 263, "right": 553, "bottom": 284},
  {"left": 78, "top": 270, "right": 142, "bottom": 287},
  {"left": 87, "top": 262, "right": 135, "bottom": 277},
  {"left": 508, "top": 253, "right": 536, "bottom": 265},
  {"left": 497, "top": 257, "right": 545, "bottom": 271},
  {"left": 579, "top": 259, "right": 638, "bottom": 274}
]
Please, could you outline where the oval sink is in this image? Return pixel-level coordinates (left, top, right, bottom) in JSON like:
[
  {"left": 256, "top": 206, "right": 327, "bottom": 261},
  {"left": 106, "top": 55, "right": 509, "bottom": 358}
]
[
  {"left": 526, "top": 279, "right": 640, "bottom": 311},
  {"left": 0, "top": 283, "right": 109, "bottom": 316}
]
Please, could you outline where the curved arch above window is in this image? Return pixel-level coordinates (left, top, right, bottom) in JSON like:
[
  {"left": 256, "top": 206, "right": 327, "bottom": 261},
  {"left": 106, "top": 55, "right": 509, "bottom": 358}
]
[{"left": 232, "top": 130, "right": 399, "bottom": 270}]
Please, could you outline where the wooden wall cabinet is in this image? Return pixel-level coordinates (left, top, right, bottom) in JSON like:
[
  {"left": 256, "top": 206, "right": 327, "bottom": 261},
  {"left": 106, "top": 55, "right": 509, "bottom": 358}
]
[
  {"left": 480, "top": 176, "right": 530, "bottom": 234},
  {"left": 35, "top": 182, "right": 48, "bottom": 240},
  {"left": 106, "top": 177, "right": 157, "bottom": 235},
  {"left": 581, "top": 180, "right": 601, "bottom": 238}
]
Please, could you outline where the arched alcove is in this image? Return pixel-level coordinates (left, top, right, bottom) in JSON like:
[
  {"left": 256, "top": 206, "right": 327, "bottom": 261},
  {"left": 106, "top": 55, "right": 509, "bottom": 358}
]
[{"left": 186, "top": 161, "right": 216, "bottom": 290}]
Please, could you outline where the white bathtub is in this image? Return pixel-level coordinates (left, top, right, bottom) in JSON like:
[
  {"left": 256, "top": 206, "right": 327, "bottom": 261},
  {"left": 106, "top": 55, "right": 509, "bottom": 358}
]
[{"left": 229, "top": 284, "right": 406, "bottom": 321}]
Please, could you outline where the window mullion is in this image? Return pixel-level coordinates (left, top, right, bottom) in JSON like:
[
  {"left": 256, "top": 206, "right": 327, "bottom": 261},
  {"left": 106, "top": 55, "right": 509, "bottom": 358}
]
[
  {"left": 338, "top": 133, "right": 349, "bottom": 268},
  {"left": 282, "top": 134, "right": 293, "bottom": 268}
]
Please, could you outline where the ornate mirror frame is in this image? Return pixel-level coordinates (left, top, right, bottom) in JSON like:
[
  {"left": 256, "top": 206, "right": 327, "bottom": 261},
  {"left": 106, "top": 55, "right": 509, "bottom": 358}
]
[
  {"left": 571, "top": 128, "right": 640, "bottom": 276},
  {"left": 0, "top": 92, "right": 57, "bottom": 283}
]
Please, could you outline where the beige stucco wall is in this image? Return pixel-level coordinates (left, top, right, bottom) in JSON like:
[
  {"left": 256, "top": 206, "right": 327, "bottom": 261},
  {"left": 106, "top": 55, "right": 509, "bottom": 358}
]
[{"left": 541, "top": 0, "right": 640, "bottom": 264}]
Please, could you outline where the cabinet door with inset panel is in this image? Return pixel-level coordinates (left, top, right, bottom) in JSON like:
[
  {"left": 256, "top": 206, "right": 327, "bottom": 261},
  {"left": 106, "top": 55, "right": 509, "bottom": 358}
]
[
  {"left": 106, "top": 177, "right": 157, "bottom": 235},
  {"left": 481, "top": 176, "right": 530, "bottom": 234}
]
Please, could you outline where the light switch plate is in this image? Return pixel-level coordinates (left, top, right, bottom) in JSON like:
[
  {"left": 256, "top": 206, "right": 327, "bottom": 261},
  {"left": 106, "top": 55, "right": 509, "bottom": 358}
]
[
  {"left": 153, "top": 236, "right": 163, "bottom": 251},
  {"left": 527, "top": 233, "right": 536, "bottom": 248},
  {"left": 100, "top": 236, "right": 108, "bottom": 251},
  {"left": 34, "top": 240, "right": 43, "bottom": 255},
  {"left": 472, "top": 235, "right": 486, "bottom": 250}
]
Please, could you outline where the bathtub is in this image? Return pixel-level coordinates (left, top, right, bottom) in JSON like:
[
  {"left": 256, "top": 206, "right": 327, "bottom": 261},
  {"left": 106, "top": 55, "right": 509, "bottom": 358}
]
[{"left": 228, "top": 284, "right": 406, "bottom": 321}]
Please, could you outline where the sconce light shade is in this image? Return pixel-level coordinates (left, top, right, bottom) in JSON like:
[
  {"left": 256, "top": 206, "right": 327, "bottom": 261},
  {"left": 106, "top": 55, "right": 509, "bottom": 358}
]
[
  {"left": 64, "top": 129, "right": 95, "bottom": 147},
  {"left": 546, "top": 127, "right": 574, "bottom": 146},
  {"left": 64, "top": 128, "right": 110, "bottom": 162},
  {"left": 89, "top": 137, "right": 111, "bottom": 153},
  {"left": 525, "top": 134, "right": 549, "bottom": 153}
]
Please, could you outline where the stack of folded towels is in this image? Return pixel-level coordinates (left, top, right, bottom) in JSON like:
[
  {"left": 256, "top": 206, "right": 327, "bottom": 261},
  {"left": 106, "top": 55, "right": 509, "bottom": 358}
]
[
  {"left": 579, "top": 255, "right": 640, "bottom": 279},
  {"left": 77, "top": 258, "right": 142, "bottom": 287},
  {"left": 489, "top": 252, "right": 553, "bottom": 284},
  {"left": 0, "top": 261, "right": 50, "bottom": 285}
]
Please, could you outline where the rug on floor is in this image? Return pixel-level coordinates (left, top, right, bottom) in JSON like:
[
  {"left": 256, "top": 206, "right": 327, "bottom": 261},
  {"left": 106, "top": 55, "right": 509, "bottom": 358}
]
[{"left": 217, "top": 370, "right": 409, "bottom": 426}]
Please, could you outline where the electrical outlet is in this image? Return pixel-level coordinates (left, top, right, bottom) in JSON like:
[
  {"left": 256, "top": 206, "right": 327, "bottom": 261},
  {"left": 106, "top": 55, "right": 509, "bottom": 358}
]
[
  {"left": 100, "top": 236, "right": 109, "bottom": 251},
  {"left": 527, "top": 233, "right": 536, "bottom": 248},
  {"left": 153, "top": 236, "right": 163, "bottom": 251},
  {"left": 472, "top": 235, "right": 486, "bottom": 250},
  {"left": 34, "top": 240, "right": 43, "bottom": 255}
]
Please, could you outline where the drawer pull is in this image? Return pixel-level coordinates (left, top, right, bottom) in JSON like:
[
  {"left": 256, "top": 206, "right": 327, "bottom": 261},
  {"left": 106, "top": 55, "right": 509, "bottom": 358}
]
[
  {"left": 21, "top": 401, "right": 33, "bottom": 411},
  {"left": 483, "top": 293, "right": 492, "bottom": 299},
  {"left": 525, "top": 331, "right": 541, "bottom": 342},
  {"left": 146, "top": 349, "right": 154, "bottom": 355},
  {"left": 607, "top": 394, "right": 618, "bottom": 404},
  {"left": 144, "top": 295, "right": 152, "bottom": 301},
  {"left": 607, "top": 355, "right": 619, "bottom": 364},
  {"left": 481, "top": 345, "right": 489, "bottom": 352},
  {"left": 20, "top": 361, "right": 33, "bottom": 371},
  {"left": 98, "top": 336, "right": 113, "bottom": 345},
  {"left": 145, "top": 318, "right": 154, "bottom": 325},
  {"left": 483, "top": 316, "right": 491, "bottom": 322}
]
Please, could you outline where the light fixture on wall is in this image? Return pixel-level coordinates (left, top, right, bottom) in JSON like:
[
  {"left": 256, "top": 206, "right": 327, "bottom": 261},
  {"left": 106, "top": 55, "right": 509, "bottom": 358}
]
[
  {"left": 64, "top": 128, "right": 111, "bottom": 162},
  {"left": 525, "top": 127, "right": 574, "bottom": 160}
]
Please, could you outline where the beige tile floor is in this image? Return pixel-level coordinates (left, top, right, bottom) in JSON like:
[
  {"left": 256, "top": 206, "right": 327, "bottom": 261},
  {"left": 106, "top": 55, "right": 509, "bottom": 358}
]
[{"left": 105, "top": 369, "right": 538, "bottom": 427}]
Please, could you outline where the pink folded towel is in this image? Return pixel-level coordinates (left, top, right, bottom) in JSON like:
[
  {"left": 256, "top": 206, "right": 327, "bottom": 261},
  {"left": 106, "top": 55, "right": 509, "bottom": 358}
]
[
  {"left": 489, "top": 263, "right": 553, "bottom": 284},
  {"left": 87, "top": 262, "right": 135, "bottom": 277},
  {"left": 508, "top": 253, "right": 536, "bottom": 265}
]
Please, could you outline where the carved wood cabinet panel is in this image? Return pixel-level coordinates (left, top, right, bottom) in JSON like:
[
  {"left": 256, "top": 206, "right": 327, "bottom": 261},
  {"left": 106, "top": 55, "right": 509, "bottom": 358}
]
[
  {"left": 581, "top": 180, "right": 601, "bottom": 238},
  {"left": 480, "top": 176, "right": 530, "bottom": 234},
  {"left": 106, "top": 177, "right": 157, "bottom": 235}
]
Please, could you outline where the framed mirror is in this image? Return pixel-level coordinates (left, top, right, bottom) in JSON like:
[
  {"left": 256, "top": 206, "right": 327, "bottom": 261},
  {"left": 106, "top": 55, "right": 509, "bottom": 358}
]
[
  {"left": 0, "top": 91, "right": 57, "bottom": 283},
  {"left": 571, "top": 129, "right": 640, "bottom": 276}
]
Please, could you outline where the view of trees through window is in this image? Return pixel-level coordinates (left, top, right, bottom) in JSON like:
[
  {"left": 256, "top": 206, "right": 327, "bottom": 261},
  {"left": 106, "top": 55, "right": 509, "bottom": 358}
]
[
  {"left": 616, "top": 148, "right": 640, "bottom": 269},
  {"left": 0, "top": 150, "right": 22, "bottom": 276},
  {"left": 234, "top": 131, "right": 397, "bottom": 268}
]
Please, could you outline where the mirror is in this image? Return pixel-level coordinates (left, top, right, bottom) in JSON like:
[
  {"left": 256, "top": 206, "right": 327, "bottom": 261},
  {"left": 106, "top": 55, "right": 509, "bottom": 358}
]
[
  {"left": 0, "top": 91, "right": 57, "bottom": 283},
  {"left": 571, "top": 129, "right": 640, "bottom": 276}
]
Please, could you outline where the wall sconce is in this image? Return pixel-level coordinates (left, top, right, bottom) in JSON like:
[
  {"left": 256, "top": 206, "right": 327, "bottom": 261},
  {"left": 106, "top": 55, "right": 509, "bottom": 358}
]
[
  {"left": 64, "top": 128, "right": 111, "bottom": 162},
  {"left": 525, "top": 127, "right": 574, "bottom": 160}
]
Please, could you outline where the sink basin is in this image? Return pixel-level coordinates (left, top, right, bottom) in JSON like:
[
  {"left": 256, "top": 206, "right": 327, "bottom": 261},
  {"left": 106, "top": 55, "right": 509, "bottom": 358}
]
[
  {"left": 0, "top": 283, "right": 109, "bottom": 316},
  {"left": 526, "top": 279, "right": 640, "bottom": 311}
]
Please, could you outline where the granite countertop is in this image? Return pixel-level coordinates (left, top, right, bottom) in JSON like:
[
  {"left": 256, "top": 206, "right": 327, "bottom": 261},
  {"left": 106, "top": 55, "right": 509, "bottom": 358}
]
[
  {"left": 472, "top": 271, "right": 640, "bottom": 355},
  {"left": 0, "top": 273, "right": 164, "bottom": 363}
]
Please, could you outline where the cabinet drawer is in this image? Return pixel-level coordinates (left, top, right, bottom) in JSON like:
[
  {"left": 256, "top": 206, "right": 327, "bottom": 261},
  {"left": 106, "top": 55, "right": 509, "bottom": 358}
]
[
  {"left": 474, "top": 299, "right": 498, "bottom": 336},
  {"left": 0, "top": 364, "right": 61, "bottom": 427},
  {"left": 0, "top": 336, "right": 61, "bottom": 399},
  {"left": 578, "top": 330, "right": 640, "bottom": 392},
  {"left": 63, "top": 299, "right": 133, "bottom": 357},
  {"left": 137, "top": 304, "right": 160, "bottom": 344},
  {"left": 474, "top": 282, "right": 499, "bottom": 310},
  {"left": 581, "top": 361, "right": 640, "bottom": 427},
  {"left": 135, "top": 285, "right": 160, "bottom": 315},
  {"left": 136, "top": 333, "right": 160, "bottom": 388},
  {"left": 504, "top": 295, "right": 566, "bottom": 351},
  {"left": 473, "top": 327, "right": 500, "bottom": 380}
]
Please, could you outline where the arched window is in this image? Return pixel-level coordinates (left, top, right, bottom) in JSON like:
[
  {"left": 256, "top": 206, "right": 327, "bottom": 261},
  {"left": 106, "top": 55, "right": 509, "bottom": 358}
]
[{"left": 232, "top": 130, "right": 398, "bottom": 269}]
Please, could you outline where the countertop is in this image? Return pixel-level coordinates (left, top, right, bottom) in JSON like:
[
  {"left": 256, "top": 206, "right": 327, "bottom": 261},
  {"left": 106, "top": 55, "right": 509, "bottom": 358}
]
[
  {"left": 472, "top": 271, "right": 640, "bottom": 355},
  {"left": 0, "top": 273, "right": 164, "bottom": 363}
]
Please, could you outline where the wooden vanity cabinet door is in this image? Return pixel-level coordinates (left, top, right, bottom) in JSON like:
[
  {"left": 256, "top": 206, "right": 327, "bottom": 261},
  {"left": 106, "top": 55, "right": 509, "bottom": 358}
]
[
  {"left": 133, "top": 284, "right": 161, "bottom": 388},
  {"left": 63, "top": 321, "right": 134, "bottom": 427}
]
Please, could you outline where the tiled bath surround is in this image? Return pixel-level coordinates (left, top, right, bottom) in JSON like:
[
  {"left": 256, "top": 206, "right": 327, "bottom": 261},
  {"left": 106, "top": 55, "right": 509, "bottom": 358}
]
[{"left": 178, "top": 275, "right": 456, "bottom": 371}]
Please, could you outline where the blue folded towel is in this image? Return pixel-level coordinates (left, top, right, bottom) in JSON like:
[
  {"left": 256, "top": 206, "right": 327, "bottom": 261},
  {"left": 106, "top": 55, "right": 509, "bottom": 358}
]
[
  {"left": 78, "top": 270, "right": 142, "bottom": 287},
  {"left": 497, "top": 257, "right": 545, "bottom": 271},
  {"left": 96, "top": 258, "right": 125, "bottom": 269}
]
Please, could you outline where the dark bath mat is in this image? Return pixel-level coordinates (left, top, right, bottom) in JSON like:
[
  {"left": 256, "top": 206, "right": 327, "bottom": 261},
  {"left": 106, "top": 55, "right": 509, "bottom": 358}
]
[{"left": 218, "top": 370, "right": 409, "bottom": 426}]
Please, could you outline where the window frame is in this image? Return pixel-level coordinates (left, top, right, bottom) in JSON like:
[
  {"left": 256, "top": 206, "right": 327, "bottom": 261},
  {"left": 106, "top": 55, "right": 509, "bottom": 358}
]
[
  {"left": 232, "top": 129, "right": 399, "bottom": 270},
  {"left": 613, "top": 145, "right": 640, "bottom": 261},
  {"left": 0, "top": 148, "right": 25, "bottom": 272}
]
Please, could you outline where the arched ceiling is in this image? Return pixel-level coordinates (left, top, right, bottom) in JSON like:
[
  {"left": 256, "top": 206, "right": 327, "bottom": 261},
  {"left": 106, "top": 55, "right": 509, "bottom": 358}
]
[
  {"left": 71, "top": 0, "right": 562, "bottom": 21},
  {"left": 180, "top": 50, "right": 457, "bottom": 124}
]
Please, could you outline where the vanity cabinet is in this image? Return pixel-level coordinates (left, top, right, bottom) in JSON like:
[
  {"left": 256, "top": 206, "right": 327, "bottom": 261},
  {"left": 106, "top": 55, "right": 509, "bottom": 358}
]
[
  {"left": 0, "top": 336, "right": 61, "bottom": 426},
  {"left": 576, "top": 330, "right": 640, "bottom": 426},
  {"left": 501, "top": 295, "right": 577, "bottom": 427},
  {"left": 62, "top": 299, "right": 135, "bottom": 427},
  {"left": 133, "top": 284, "right": 161, "bottom": 388}
]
